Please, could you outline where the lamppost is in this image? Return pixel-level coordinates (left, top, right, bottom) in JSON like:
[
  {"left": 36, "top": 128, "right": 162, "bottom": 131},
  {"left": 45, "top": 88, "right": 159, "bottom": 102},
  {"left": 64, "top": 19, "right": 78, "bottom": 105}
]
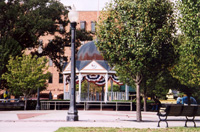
[
  {"left": 36, "top": 45, "right": 43, "bottom": 110},
  {"left": 67, "top": 5, "right": 79, "bottom": 121}
]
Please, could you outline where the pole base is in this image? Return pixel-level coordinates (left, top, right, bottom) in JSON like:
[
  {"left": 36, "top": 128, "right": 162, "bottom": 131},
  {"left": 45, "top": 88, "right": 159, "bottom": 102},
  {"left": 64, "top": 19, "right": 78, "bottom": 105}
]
[
  {"left": 35, "top": 105, "right": 40, "bottom": 110},
  {"left": 67, "top": 113, "right": 78, "bottom": 121}
]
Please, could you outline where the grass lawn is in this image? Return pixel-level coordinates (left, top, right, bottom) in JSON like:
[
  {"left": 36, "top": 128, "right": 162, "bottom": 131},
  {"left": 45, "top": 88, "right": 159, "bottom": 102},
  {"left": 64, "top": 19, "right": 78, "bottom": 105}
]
[{"left": 55, "top": 127, "right": 200, "bottom": 132}]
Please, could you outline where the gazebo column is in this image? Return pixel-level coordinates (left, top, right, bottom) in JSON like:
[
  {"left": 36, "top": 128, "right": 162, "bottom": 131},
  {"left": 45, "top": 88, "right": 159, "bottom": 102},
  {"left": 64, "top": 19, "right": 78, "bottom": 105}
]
[
  {"left": 104, "top": 73, "right": 108, "bottom": 102},
  {"left": 78, "top": 73, "right": 82, "bottom": 102},
  {"left": 101, "top": 86, "right": 104, "bottom": 101},
  {"left": 125, "top": 84, "right": 129, "bottom": 100},
  {"left": 68, "top": 79, "right": 71, "bottom": 99},
  {"left": 63, "top": 75, "right": 67, "bottom": 100},
  {"left": 87, "top": 81, "right": 90, "bottom": 101},
  {"left": 111, "top": 79, "right": 113, "bottom": 101}
]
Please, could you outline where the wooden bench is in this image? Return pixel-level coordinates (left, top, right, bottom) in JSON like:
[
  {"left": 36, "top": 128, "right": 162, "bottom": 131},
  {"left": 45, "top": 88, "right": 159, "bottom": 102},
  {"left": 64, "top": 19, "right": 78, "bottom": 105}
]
[{"left": 157, "top": 105, "right": 200, "bottom": 127}]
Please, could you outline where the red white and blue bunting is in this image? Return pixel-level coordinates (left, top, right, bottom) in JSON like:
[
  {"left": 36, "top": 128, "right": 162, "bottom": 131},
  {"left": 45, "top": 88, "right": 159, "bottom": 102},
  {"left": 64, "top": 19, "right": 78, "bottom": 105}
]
[
  {"left": 65, "top": 75, "right": 84, "bottom": 85},
  {"left": 110, "top": 75, "right": 123, "bottom": 85},
  {"left": 75, "top": 76, "right": 85, "bottom": 84},
  {"left": 85, "top": 75, "right": 102, "bottom": 82},
  {"left": 65, "top": 75, "right": 70, "bottom": 85},
  {"left": 66, "top": 74, "right": 123, "bottom": 86},
  {"left": 94, "top": 77, "right": 106, "bottom": 86}
]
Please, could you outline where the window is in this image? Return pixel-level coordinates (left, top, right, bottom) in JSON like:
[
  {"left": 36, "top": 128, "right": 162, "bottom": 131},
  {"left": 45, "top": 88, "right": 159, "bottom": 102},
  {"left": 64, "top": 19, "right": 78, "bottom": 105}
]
[
  {"left": 48, "top": 73, "right": 53, "bottom": 83},
  {"left": 80, "top": 21, "right": 86, "bottom": 31},
  {"left": 49, "top": 40, "right": 52, "bottom": 44},
  {"left": 59, "top": 73, "right": 63, "bottom": 83},
  {"left": 28, "top": 47, "right": 33, "bottom": 50},
  {"left": 91, "top": 21, "right": 96, "bottom": 32},
  {"left": 39, "top": 40, "right": 43, "bottom": 45},
  {"left": 60, "top": 57, "right": 63, "bottom": 67},
  {"left": 49, "top": 58, "right": 53, "bottom": 67},
  {"left": 60, "top": 24, "right": 64, "bottom": 32},
  {"left": 32, "top": 39, "right": 42, "bottom": 50}
]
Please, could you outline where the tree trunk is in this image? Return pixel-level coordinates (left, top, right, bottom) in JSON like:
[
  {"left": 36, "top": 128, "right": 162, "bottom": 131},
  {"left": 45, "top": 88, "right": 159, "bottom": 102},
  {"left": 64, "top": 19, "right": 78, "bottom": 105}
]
[
  {"left": 24, "top": 97, "right": 27, "bottom": 110},
  {"left": 143, "top": 94, "right": 147, "bottom": 112},
  {"left": 136, "top": 82, "right": 142, "bottom": 121},
  {"left": 143, "top": 81, "right": 147, "bottom": 112}
]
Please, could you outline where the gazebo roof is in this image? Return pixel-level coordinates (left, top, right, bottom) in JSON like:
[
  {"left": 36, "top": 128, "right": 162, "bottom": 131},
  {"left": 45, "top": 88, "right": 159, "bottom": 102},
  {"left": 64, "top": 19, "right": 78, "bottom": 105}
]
[
  {"left": 76, "top": 60, "right": 110, "bottom": 71},
  {"left": 63, "top": 41, "right": 114, "bottom": 74},
  {"left": 77, "top": 41, "right": 104, "bottom": 61}
]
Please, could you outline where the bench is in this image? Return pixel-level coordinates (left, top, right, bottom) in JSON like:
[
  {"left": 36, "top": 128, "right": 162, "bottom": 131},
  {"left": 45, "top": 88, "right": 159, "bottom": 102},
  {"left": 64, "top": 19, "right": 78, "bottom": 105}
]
[{"left": 157, "top": 105, "right": 200, "bottom": 127}]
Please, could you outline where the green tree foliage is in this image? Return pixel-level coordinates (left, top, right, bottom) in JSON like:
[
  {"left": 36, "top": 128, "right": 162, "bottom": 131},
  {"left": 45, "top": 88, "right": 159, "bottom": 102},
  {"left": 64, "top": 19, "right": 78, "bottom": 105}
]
[
  {"left": 2, "top": 54, "right": 50, "bottom": 109},
  {"left": 0, "top": 0, "right": 93, "bottom": 88},
  {"left": 146, "top": 69, "right": 179, "bottom": 99},
  {"left": 96, "top": 0, "right": 176, "bottom": 121},
  {"left": 0, "top": 0, "right": 67, "bottom": 73},
  {"left": 172, "top": 0, "right": 200, "bottom": 96},
  {"left": 108, "top": 85, "right": 120, "bottom": 92},
  {"left": 76, "top": 80, "right": 104, "bottom": 93}
]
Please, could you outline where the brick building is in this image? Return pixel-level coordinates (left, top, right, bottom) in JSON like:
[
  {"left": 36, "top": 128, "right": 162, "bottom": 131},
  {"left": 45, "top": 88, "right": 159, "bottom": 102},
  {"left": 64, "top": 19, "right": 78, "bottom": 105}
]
[
  {"left": 43, "top": 11, "right": 99, "bottom": 99},
  {"left": 0, "top": 0, "right": 113, "bottom": 100},
  {"left": 40, "top": 0, "right": 110, "bottom": 99}
]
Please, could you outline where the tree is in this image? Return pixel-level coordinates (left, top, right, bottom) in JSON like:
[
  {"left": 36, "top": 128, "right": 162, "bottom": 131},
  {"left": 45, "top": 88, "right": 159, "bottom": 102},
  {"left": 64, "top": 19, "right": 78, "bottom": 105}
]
[
  {"left": 2, "top": 54, "right": 50, "bottom": 110},
  {"left": 108, "top": 84, "right": 120, "bottom": 92},
  {"left": 0, "top": 0, "right": 93, "bottom": 88},
  {"left": 171, "top": 0, "right": 200, "bottom": 100},
  {"left": 96, "top": 0, "right": 176, "bottom": 121}
]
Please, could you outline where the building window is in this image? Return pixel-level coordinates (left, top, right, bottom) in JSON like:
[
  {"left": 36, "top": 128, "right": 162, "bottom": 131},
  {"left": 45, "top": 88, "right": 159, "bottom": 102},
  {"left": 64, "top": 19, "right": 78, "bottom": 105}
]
[
  {"left": 59, "top": 73, "right": 63, "bottom": 83},
  {"left": 49, "top": 58, "right": 53, "bottom": 67},
  {"left": 80, "top": 21, "right": 86, "bottom": 31},
  {"left": 60, "top": 24, "right": 64, "bottom": 32},
  {"left": 39, "top": 40, "right": 43, "bottom": 45},
  {"left": 49, "top": 39, "right": 52, "bottom": 44},
  {"left": 91, "top": 21, "right": 96, "bottom": 32},
  {"left": 28, "top": 47, "right": 33, "bottom": 50},
  {"left": 60, "top": 57, "right": 63, "bottom": 67},
  {"left": 49, "top": 73, "right": 53, "bottom": 83}
]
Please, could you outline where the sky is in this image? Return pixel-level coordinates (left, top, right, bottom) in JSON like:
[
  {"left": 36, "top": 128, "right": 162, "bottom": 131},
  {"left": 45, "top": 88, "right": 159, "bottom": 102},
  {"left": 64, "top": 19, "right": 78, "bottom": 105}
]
[
  {"left": 59, "top": 0, "right": 111, "bottom": 11},
  {"left": 59, "top": 0, "right": 176, "bottom": 11}
]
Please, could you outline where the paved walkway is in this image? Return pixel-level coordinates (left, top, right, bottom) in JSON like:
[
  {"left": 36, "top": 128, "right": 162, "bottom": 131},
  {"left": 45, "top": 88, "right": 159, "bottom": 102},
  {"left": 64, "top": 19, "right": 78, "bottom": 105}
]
[{"left": 0, "top": 110, "right": 199, "bottom": 132}]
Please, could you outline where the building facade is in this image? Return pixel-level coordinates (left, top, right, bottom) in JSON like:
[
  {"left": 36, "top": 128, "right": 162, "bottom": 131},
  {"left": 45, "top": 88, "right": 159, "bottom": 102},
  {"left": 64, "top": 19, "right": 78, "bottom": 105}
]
[
  {"left": 0, "top": 0, "right": 112, "bottom": 100},
  {"left": 41, "top": 11, "right": 101, "bottom": 99}
]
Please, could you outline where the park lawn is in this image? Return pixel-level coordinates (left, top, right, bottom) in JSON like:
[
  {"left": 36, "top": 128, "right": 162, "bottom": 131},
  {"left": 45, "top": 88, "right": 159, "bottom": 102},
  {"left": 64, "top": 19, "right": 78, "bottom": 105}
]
[{"left": 55, "top": 127, "right": 200, "bottom": 132}]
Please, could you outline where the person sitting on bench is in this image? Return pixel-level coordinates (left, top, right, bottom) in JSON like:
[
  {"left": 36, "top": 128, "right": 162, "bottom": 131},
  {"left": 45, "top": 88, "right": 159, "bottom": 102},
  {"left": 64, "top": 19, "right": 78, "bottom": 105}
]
[{"left": 182, "top": 96, "right": 197, "bottom": 105}]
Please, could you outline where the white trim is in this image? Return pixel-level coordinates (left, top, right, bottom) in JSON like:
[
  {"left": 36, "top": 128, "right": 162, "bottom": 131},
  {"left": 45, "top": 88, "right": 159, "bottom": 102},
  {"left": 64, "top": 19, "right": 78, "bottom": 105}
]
[
  {"left": 63, "top": 75, "right": 67, "bottom": 99},
  {"left": 104, "top": 73, "right": 108, "bottom": 102},
  {"left": 125, "top": 84, "right": 129, "bottom": 100},
  {"left": 80, "top": 71, "right": 108, "bottom": 73},
  {"left": 81, "top": 60, "right": 107, "bottom": 71},
  {"left": 62, "top": 61, "right": 79, "bottom": 74},
  {"left": 78, "top": 73, "right": 82, "bottom": 102}
]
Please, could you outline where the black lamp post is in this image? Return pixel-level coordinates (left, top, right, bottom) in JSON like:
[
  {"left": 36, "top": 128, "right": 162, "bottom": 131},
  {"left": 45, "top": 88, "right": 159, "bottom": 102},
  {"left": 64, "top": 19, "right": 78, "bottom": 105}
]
[
  {"left": 67, "top": 5, "right": 79, "bottom": 121},
  {"left": 36, "top": 45, "right": 43, "bottom": 110}
]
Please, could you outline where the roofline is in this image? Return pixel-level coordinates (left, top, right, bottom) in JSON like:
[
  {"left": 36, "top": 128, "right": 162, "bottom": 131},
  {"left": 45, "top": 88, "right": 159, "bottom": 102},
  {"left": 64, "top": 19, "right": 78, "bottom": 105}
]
[{"left": 63, "top": 70, "right": 116, "bottom": 75}]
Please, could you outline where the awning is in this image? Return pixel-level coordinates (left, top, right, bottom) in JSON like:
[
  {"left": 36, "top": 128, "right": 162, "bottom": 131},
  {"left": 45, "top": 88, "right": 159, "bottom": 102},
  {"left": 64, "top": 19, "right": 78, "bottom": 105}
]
[{"left": 120, "top": 85, "right": 136, "bottom": 92}]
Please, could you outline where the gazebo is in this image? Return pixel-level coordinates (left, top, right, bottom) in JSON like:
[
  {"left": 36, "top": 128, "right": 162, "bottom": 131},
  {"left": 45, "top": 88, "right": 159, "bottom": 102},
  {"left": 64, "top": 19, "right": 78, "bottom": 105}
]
[{"left": 62, "top": 41, "right": 129, "bottom": 102}]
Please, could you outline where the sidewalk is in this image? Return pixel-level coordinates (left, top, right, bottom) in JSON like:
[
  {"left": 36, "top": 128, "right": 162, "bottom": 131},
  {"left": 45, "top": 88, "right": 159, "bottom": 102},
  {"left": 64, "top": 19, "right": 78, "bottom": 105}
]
[{"left": 0, "top": 110, "right": 198, "bottom": 132}]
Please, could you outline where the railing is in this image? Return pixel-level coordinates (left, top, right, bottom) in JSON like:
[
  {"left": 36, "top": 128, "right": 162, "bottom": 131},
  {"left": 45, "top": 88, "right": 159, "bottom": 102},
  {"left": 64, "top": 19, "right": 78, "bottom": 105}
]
[
  {"left": 40, "top": 100, "right": 132, "bottom": 111},
  {"left": 0, "top": 99, "right": 20, "bottom": 103},
  {"left": 107, "top": 92, "right": 127, "bottom": 101},
  {"left": 64, "top": 92, "right": 127, "bottom": 101},
  {"left": 79, "top": 92, "right": 104, "bottom": 101}
]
